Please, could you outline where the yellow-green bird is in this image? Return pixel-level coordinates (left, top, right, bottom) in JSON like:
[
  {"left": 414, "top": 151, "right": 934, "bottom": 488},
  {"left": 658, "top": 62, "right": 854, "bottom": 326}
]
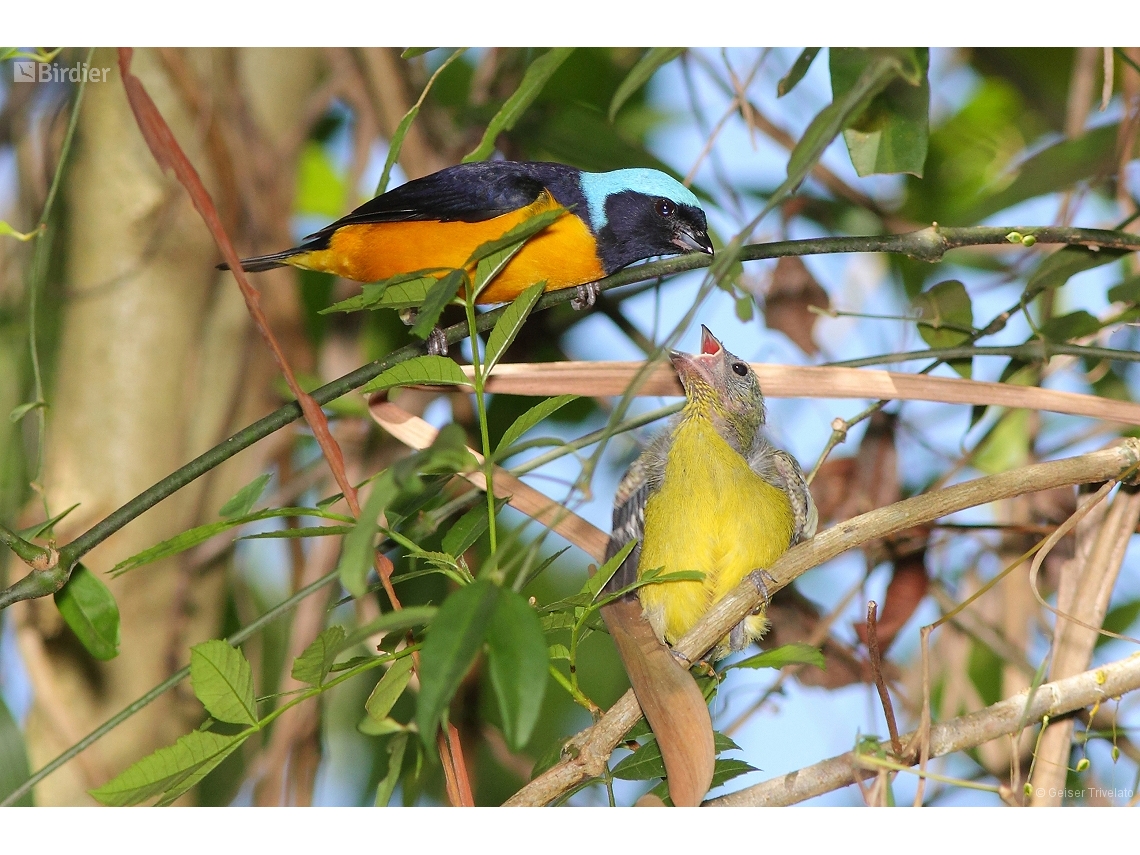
[{"left": 605, "top": 326, "right": 817, "bottom": 660}]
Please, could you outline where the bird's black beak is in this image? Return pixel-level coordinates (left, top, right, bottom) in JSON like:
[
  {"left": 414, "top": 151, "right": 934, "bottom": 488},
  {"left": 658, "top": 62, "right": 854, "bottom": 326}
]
[{"left": 671, "top": 225, "right": 713, "bottom": 255}]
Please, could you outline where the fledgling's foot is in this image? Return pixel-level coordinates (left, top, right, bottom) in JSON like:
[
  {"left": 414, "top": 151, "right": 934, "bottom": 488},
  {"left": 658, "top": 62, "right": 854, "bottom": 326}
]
[
  {"left": 748, "top": 568, "right": 776, "bottom": 609},
  {"left": 571, "top": 282, "right": 600, "bottom": 310},
  {"left": 427, "top": 327, "right": 448, "bottom": 356}
]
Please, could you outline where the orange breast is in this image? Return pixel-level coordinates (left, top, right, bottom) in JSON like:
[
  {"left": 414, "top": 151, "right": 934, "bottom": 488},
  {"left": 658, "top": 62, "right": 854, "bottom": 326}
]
[{"left": 287, "top": 193, "right": 606, "bottom": 304}]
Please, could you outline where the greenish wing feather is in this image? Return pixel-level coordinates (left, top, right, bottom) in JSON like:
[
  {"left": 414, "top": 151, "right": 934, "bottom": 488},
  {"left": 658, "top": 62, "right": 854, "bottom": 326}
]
[
  {"left": 747, "top": 443, "right": 818, "bottom": 546},
  {"left": 604, "top": 430, "right": 671, "bottom": 595}
]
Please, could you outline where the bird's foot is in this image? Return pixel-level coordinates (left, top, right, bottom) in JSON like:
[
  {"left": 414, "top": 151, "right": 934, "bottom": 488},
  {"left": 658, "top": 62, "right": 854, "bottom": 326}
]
[
  {"left": 571, "top": 282, "right": 600, "bottom": 310},
  {"left": 426, "top": 327, "right": 448, "bottom": 356},
  {"left": 748, "top": 568, "right": 776, "bottom": 610}
]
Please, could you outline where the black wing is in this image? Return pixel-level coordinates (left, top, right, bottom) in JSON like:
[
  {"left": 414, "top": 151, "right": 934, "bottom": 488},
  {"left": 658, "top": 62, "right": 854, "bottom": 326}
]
[
  {"left": 303, "top": 161, "right": 571, "bottom": 244},
  {"left": 603, "top": 457, "right": 651, "bottom": 597}
]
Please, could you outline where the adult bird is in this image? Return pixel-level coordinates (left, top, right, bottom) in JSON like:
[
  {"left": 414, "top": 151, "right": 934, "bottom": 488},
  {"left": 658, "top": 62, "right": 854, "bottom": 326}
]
[
  {"left": 605, "top": 326, "right": 817, "bottom": 661},
  {"left": 220, "top": 160, "right": 713, "bottom": 308}
]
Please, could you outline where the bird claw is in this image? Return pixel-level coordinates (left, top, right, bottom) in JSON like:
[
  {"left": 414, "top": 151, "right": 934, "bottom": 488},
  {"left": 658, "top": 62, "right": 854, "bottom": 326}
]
[
  {"left": 570, "top": 282, "right": 600, "bottom": 310},
  {"left": 748, "top": 568, "right": 776, "bottom": 610},
  {"left": 426, "top": 327, "right": 448, "bottom": 356}
]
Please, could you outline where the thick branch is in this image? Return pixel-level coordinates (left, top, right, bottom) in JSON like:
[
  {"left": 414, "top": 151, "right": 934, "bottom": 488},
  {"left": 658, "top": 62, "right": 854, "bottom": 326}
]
[{"left": 708, "top": 651, "right": 1140, "bottom": 806}]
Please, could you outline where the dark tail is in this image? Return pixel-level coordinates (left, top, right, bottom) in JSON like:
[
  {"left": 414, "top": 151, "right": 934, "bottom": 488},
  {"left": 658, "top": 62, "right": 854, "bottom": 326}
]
[{"left": 216, "top": 248, "right": 301, "bottom": 273}]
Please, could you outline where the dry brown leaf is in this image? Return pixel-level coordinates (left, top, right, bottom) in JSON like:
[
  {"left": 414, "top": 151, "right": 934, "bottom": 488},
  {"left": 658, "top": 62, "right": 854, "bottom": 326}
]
[{"left": 764, "top": 256, "right": 830, "bottom": 355}]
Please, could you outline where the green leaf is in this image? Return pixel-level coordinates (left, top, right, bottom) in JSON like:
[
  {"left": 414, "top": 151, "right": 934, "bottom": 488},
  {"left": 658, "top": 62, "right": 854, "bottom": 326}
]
[
  {"left": 777, "top": 48, "right": 821, "bottom": 97},
  {"left": 1038, "top": 310, "right": 1102, "bottom": 342},
  {"left": 320, "top": 270, "right": 445, "bottom": 314},
  {"left": 337, "top": 471, "right": 398, "bottom": 599},
  {"left": 89, "top": 729, "right": 247, "bottom": 806},
  {"left": 609, "top": 47, "right": 684, "bottom": 120},
  {"left": 0, "top": 696, "right": 31, "bottom": 806},
  {"left": 913, "top": 279, "right": 974, "bottom": 378},
  {"left": 0, "top": 220, "right": 42, "bottom": 241},
  {"left": 344, "top": 605, "right": 438, "bottom": 648},
  {"left": 374, "top": 732, "right": 409, "bottom": 806},
  {"left": 961, "top": 123, "right": 1122, "bottom": 225},
  {"left": 1025, "top": 245, "right": 1130, "bottom": 301},
  {"left": 483, "top": 281, "right": 546, "bottom": 371},
  {"left": 613, "top": 732, "right": 741, "bottom": 782},
  {"left": 366, "top": 655, "right": 416, "bottom": 722},
  {"left": 360, "top": 355, "right": 470, "bottom": 395},
  {"left": 410, "top": 269, "right": 466, "bottom": 339},
  {"left": 110, "top": 506, "right": 351, "bottom": 576},
  {"left": 463, "top": 47, "right": 575, "bottom": 162},
  {"left": 190, "top": 640, "right": 258, "bottom": 726},
  {"left": 1108, "top": 275, "right": 1140, "bottom": 304},
  {"left": 485, "top": 590, "right": 549, "bottom": 751},
  {"left": 1099, "top": 599, "right": 1140, "bottom": 648},
  {"left": 54, "top": 564, "right": 120, "bottom": 661},
  {"left": 218, "top": 472, "right": 271, "bottom": 519},
  {"left": 786, "top": 50, "right": 906, "bottom": 190},
  {"left": 494, "top": 395, "right": 579, "bottom": 460},
  {"left": 728, "top": 642, "right": 826, "bottom": 672},
  {"left": 9, "top": 400, "right": 45, "bottom": 423},
  {"left": 441, "top": 498, "right": 505, "bottom": 557},
  {"left": 239, "top": 525, "right": 354, "bottom": 540},
  {"left": 401, "top": 48, "right": 434, "bottom": 59},
  {"left": 586, "top": 539, "right": 638, "bottom": 601},
  {"left": 291, "top": 625, "right": 348, "bottom": 687},
  {"left": 830, "top": 48, "right": 930, "bottom": 177},
  {"left": 18, "top": 503, "right": 78, "bottom": 541},
  {"left": 415, "top": 579, "right": 500, "bottom": 743},
  {"left": 296, "top": 142, "right": 348, "bottom": 218}
]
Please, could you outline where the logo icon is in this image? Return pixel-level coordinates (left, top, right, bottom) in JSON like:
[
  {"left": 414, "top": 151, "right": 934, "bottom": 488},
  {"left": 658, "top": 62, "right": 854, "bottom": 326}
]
[{"left": 13, "top": 61, "right": 36, "bottom": 83}]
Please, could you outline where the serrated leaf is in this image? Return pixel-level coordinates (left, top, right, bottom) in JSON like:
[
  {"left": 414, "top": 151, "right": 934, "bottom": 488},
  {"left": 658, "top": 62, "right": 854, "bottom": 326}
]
[
  {"left": 728, "top": 642, "right": 825, "bottom": 672},
  {"left": 831, "top": 48, "right": 929, "bottom": 177},
  {"left": 612, "top": 738, "right": 667, "bottom": 781},
  {"left": 777, "top": 48, "right": 821, "bottom": 97},
  {"left": 483, "top": 281, "right": 546, "bottom": 370},
  {"left": 89, "top": 729, "right": 247, "bottom": 806},
  {"left": 292, "top": 625, "right": 347, "bottom": 686},
  {"left": 585, "top": 539, "right": 637, "bottom": 601},
  {"left": 218, "top": 472, "right": 271, "bottom": 519},
  {"left": 547, "top": 642, "right": 571, "bottom": 660},
  {"left": 239, "top": 525, "right": 354, "bottom": 541},
  {"left": 485, "top": 589, "right": 549, "bottom": 751},
  {"left": 337, "top": 471, "right": 398, "bottom": 599},
  {"left": 463, "top": 48, "right": 575, "bottom": 163},
  {"left": 190, "top": 640, "right": 258, "bottom": 726},
  {"left": 18, "top": 503, "right": 78, "bottom": 541},
  {"left": 53, "top": 564, "right": 120, "bottom": 661},
  {"left": 441, "top": 498, "right": 505, "bottom": 557},
  {"left": 410, "top": 269, "right": 466, "bottom": 339},
  {"left": 415, "top": 580, "right": 500, "bottom": 743},
  {"left": 913, "top": 279, "right": 974, "bottom": 378},
  {"left": 110, "top": 506, "right": 352, "bottom": 576},
  {"left": 609, "top": 47, "right": 684, "bottom": 120},
  {"left": 360, "top": 355, "right": 470, "bottom": 395},
  {"left": 366, "top": 655, "right": 415, "bottom": 722},
  {"left": 320, "top": 270, "right": 444, "bottom": 314},
  {"left": 495, "top": 396, "right": 579, "bottom": 459},
  {"left": 374, "top": 732, "right": 409, "bottom": 806}
]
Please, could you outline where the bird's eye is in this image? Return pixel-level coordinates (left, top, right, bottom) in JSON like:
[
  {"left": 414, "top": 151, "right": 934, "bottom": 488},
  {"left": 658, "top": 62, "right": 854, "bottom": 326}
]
[
  {"left": 656, "top": 198, "right": 676, "bottom": 218},
  {"left": 731, "top": 362, "right": 748, "bottom": 377}
]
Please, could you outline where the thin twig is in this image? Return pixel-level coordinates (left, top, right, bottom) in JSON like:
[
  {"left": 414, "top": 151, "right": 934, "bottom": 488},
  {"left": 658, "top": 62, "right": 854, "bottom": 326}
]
[{"left": 866, "top": 601, "right": 902, "bottom": 755}]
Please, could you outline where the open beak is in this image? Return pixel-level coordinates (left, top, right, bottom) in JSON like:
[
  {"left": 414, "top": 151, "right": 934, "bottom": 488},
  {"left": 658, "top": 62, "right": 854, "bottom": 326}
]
[
  {"left": 669, "top": 326, "right": 722, "bottom": 390},
  {"left": 671, "top": 225, "right": 714, "bottom": 255}
]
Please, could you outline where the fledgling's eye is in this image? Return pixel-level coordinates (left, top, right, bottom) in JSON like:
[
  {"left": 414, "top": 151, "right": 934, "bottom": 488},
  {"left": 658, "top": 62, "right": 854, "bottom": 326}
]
[
  {"left": 731, "top": 361, "right": 748, "bottom": 377},
  {"left": 656, "top": 198, "right": 676, "bottom": 218}
]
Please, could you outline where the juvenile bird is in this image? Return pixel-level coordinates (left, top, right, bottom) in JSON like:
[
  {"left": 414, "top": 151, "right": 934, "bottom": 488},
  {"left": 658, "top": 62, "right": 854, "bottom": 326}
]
[
  {"left": 221, "top": 160, "right": 712, "bottom": 307},
  {"left": 605, "top": 326, "right": 817, "bottom": 660}
]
